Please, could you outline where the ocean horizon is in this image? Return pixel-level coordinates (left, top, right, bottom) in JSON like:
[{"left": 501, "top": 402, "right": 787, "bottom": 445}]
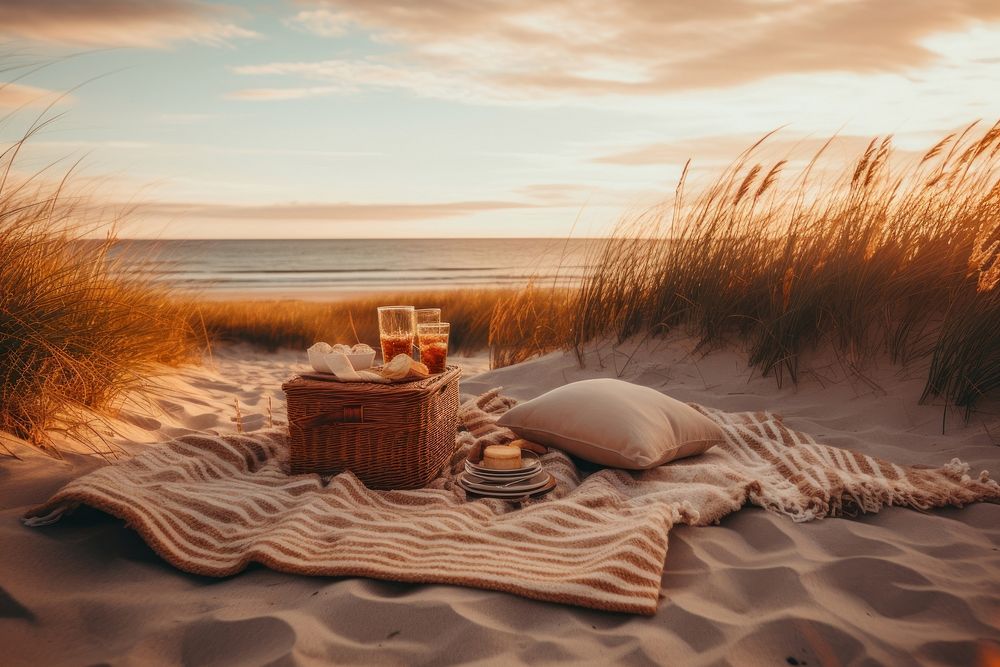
[{"left": 109, "top": 238, "right": 602, "bottom": 297}]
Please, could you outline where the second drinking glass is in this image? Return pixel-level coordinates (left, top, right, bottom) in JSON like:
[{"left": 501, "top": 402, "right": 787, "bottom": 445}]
[
  {"left": 417, "top": 322, "right": 450, "bottom": 374},
  {"left": 414, "top": 308, "right": 441, "bottom": 361},
  {"left": 415, "top": 308, "right": 441, "bottom": 326}
]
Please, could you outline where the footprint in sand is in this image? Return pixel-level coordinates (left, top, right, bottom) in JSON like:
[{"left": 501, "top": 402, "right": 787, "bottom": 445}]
[
  {"left": 186, "top": 413, "right": 221, "bottom": 430},
  {"left": 181, "top": 616, "right": 296, "bottom": 667},
  {"left": 117, "top": 411, "right": 162, "bottom": 431}
]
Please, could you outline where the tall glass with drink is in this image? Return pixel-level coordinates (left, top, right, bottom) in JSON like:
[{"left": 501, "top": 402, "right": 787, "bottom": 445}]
[
  {"left": 414, "top": 308, "right": 441, "bottom": 361},
  {"left": 417, "top": 322, "right": 450, "bottom": 374},
  {"left": 377, "top": 306, "right": 416, "bottom": 364},
  {"left": 415, "top": 308, "right": 441, "bottom": 326}
]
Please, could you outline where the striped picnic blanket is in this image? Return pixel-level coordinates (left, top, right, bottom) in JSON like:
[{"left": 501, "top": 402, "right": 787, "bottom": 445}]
[{"left": 23, "top": 388, "right": 1000, "bottom": 615}]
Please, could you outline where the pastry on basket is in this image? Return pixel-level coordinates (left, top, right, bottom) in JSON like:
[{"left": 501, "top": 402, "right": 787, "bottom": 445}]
[
  {"left": 381, "top": 353, "right": 430, "bottom": 381},
  {"left": 305, "top": 346, "right": 430, "bottom": 384}
]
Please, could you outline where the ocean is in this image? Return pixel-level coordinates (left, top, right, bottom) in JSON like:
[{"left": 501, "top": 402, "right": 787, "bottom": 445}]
[{"left": 111, "top": 238, "right": 601, "bottom": 298}]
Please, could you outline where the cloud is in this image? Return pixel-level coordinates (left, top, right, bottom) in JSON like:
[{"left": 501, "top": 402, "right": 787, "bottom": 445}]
[
  {"left": 228, "top": 59, "right": 484, "bottom": 101},
  {"left": 155, "top": 112, "right": 217, "bottom": 124},
  {"left": 134, "top": 199, "right": 542, "bottom": 222},
  {"left": 0, "top": 0, "right": 258, "bottom": 48},
  {"left": 228, "top": 0, "right": 1000, "bottom": 103},
  {"left": 28, "top": 139, "right": 380, "bottom": 160},
  {"left": 513, "top": 182, "right": 634, "bottom": 207},
  {"left": 226, "top": 85, "right": 343, "bottom": 101},
  {"left": 0, "top": 82, "right": 65, "bottom": 108},
  {"left": 593, "top": 133, "right": 927, "bottom": 166},
  {"left": 515, "top": 183, "right": 594, "bottom": 204},
  {"left": 285, "top": 9, "right": 351, "bottom": 37}
]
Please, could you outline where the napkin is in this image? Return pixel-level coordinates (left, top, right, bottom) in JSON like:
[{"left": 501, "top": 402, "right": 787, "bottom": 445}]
[
  {"left": 307, "top": 342, "right": 388, "bottom": 383},
  {"left": 321, "top": 351, "right": 389, "bottom": 383}
]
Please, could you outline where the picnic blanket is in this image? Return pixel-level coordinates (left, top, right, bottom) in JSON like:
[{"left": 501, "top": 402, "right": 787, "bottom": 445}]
[{"left": 23, "top": 388, "right": 1000, "bottom": 615}]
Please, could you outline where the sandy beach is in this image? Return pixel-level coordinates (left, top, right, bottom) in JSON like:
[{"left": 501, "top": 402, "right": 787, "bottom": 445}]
[
  {"left": 2, "top": 338, "right": 997, "bottom": 666},
  {"left": 5, "top": 4, "right": 1000, "bottom": 665}
]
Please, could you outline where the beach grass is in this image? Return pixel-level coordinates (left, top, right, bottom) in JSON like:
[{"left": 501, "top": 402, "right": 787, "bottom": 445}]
[
  {"left": 187, "top": 284, "right": 579, "bottom": 370},
  {"left": 190, "top": 289, "right": 551, "bottom": 357},
  {"left": 567, "top": 122, "right": 1000, "bottom": 412},
  {"left": 4, "top": 121, "right": 1000, "bottom": 452},
  {"left": 0, "top": 140, "right": 200, "bottom": 452}
]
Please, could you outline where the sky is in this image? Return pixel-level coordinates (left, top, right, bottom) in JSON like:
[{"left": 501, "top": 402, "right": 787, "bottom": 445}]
[{"left": 1, "top": 0, "right": 999, "bottom": 239}]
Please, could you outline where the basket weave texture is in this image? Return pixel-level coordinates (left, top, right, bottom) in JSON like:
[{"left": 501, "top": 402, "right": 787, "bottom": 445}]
[{"left": 282, "top": 366, "right": 461, "bottom": 489}]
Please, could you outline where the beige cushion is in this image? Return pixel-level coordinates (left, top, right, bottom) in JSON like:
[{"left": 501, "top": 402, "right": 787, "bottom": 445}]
[{"left": 496, "top": 379, "right": 724, "bottom": 470}]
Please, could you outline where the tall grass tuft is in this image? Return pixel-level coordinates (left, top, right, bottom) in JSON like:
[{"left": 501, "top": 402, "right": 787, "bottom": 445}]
[
  {"left": 488, "top": 283, "right": 576, "bottom": 369},
  {"left": 191, "top": 289, "right": 543, "bottom": 356},
  {"left": 6, "top": 112, "right": 1000, "bottom": 455},
  {"left": 0, "top": 133, "right": 200, "bottom": 452},
  {"left": 566, "top": 123, "right": 1000, "bottom": 410}
]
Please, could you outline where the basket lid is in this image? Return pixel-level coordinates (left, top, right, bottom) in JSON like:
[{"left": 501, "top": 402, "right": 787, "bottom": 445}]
[{"left": 282, "top": 364, "right": 460, "bottom": 397}]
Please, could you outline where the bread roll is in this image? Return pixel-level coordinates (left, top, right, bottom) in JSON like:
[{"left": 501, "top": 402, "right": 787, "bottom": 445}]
[
  {"left": 509, "top": 438, "right": 547, "bottom": 455},
  {"left": 482, "top": 445, "right": 521, "bottom": 470}
]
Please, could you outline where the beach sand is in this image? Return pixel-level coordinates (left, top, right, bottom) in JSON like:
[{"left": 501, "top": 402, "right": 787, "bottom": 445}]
[{"left": 1, "top": 338, "right": 998, "bottom": 666}]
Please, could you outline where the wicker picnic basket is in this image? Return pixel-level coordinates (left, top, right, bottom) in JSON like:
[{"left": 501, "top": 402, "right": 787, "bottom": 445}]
[{"left": 281, "top": 366, "right": 461, "bottom": 489}]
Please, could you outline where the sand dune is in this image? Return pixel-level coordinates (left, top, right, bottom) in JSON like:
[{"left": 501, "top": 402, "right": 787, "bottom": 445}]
[{"left": 1, "top": 338, "right": 997, "bottom": 666}]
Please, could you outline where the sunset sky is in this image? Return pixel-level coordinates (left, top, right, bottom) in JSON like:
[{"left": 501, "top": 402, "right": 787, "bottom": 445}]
[{"left": 2, "top": 0, "right": 1000, "bottom": 238}]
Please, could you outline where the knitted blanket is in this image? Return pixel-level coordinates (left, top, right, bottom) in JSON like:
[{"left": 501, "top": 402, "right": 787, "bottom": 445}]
[{"left": 23, "top": 388, "right": 999, "bottom": 615}]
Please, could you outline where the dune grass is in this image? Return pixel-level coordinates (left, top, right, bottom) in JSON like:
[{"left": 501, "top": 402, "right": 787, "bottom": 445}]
[
  {"left": 190, "top": 289, "right": 545, "bottom": 358},
  {"left": 566, "top": 122, "right": 1000, "bottom": 412},
  {"left": 488, "top": 283, "right": 577, "bottom": 369},
  {"left": 186, "top": 284, "right": 579, "bottom": 370},
  {"left": 145, "top": 122, "right": 1000, "bottom": 415},
  {"left": 0, "top": 127, "right": 201, "bottom": 452},
  {"left": 4, "top": 120, "right": 1000, "bottom": 452}
]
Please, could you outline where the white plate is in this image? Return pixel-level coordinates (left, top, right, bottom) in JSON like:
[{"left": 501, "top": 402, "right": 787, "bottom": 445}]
[
  {"left": 464, "top": 459, "right": 540, "bottom": 478},
  {"left": 459, "top": 473, "right": 555, "bottom": 498},
  {"left": 460, "top": 471, "right": 550, "bottom": 494}
]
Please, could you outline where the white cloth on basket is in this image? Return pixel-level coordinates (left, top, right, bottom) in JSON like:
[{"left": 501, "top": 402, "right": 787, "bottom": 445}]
[{"left": 321, "top": 351, "right": 389, "bottom": 383}]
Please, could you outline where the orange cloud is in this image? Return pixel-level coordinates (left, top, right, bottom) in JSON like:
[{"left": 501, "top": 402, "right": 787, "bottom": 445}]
[
  {"left": 514, "top": 182, "right": 635, "bottom": 207},
  {"left": 593, "top": 134, "right": 926, "bottom": 166},
  {"left": 0, "top": 0, "right": 257, "bottom": 48},
  {"left": 0, "top": 82, "right": 65, "bottom": 108},
  {"left": 226, "top": 85, "right": 343, "bottom": 101},
  {"left": 133, "top": 199, "right": 543, "bottom": 222},
  {"left": 230, "top": 0, "right": 1000, "bottom": 102}
]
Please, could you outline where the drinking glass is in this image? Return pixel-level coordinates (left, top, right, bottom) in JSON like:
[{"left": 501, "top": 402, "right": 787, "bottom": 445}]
[
  {"left": 414, "top": 308, "right": 441, "bottom": 359},
  {"left": 417, "top": 322, "right": 450, "bottom": 374},
  {"left": 415, "top": 308, "right": 441, "bottom": 325},
  {"left": 377, "top": 306, "right": 415, "bottom": 364}
]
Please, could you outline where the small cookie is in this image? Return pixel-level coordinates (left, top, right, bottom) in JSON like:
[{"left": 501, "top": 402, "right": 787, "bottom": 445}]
[{"left": 509, "top": 438, "right": 547, "bottom": 455}]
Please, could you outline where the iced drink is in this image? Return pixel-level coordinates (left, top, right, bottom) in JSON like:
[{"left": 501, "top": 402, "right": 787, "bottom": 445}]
[
  {"left": 414, "top": 308, "right": 441, "bottom": 360},
  {"left": 417, "top": 322, "right": 449, "bottom": 374},
  {"left": 380, "top": 335, "right": 414, "bottom": 365},
  {"left": 377, "top": 306, "right": 415, "bottom": 364}
]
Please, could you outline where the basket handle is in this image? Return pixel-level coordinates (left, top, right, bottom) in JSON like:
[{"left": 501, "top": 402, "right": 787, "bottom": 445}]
[
  {"left": 293, "top": 404, "right": 364, "bottom": 428},
  {"left": 436, "top": 371, "right": 458, "bottom": 394}
]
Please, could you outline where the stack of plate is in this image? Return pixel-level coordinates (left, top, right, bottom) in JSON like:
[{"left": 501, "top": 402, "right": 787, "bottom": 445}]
[{"left": 459, "top": 450, "right": 555, "bottom": 500}]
